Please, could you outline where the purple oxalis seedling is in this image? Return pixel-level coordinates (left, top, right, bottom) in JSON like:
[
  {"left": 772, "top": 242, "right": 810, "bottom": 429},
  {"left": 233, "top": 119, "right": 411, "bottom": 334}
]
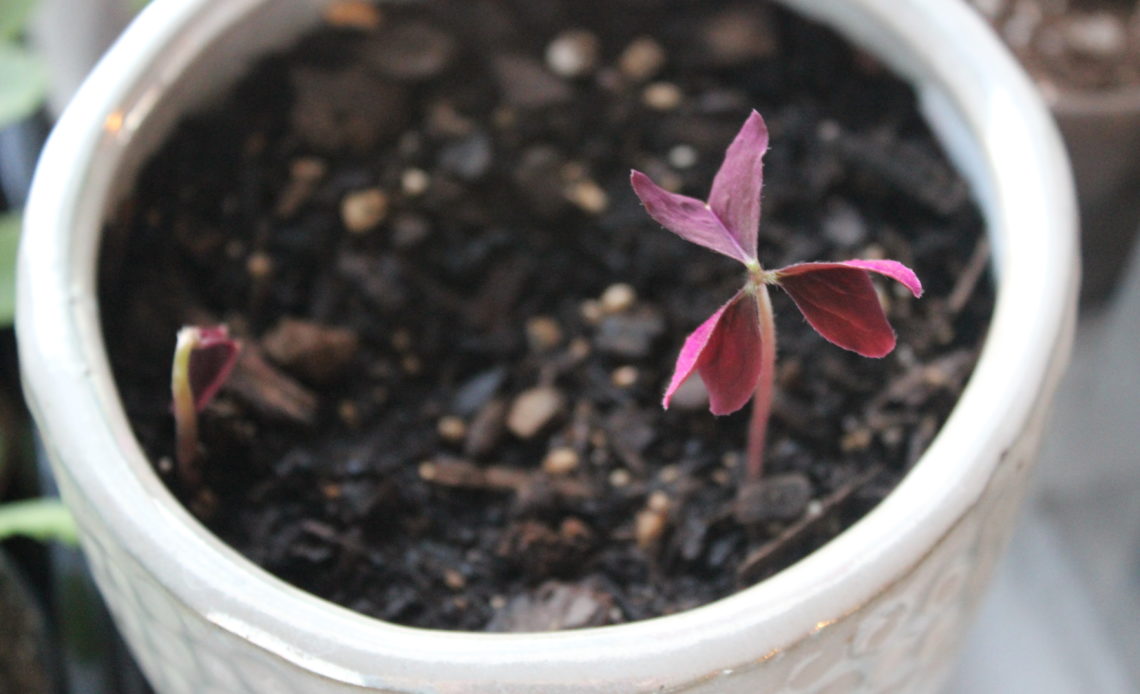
[
  {"left": 631, "top": 110, "right": 923, "bottom": 481},
  {"left": 171, "top": 325, "right": 242, "bottom": 486}
]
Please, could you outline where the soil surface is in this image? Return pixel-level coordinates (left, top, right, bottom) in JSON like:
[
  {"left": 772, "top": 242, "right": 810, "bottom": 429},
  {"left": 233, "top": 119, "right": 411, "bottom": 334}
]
[
  {"left": 969, "top": 0, "right": 1140, "bottom": 92},
  {"left": 100, "top": 0, "right": 992, "bottom": 631}
]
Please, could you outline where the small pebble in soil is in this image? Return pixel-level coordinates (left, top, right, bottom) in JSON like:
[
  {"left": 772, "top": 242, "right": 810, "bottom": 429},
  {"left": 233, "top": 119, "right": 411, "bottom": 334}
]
[
  {"left": 246, "top": 251, "right": 273, "bottom": 280},
  {"left": 323, "top": 0, "right": 383, "bottom": 30},
  {"left": 436, "top": 415, "right": 467, "bottom": 444},
  {"left": 506, "top": 387, "right": 565, "bottom": 439},
  {"left": 261, "top": 318, "right": 359, "bottom": 385},
  {"left": 401, "top": 168, "right": 430, "bottom": 196},
  {"left": 443, "top": 569, "right": 466, "bottom": 590},
  {"left": 599, "top": 283, "right": 637, "bottom": 314},
  {"left": 840, "top": 427, "right": 873, "bottom": 453},
  {"left": 565, "top": 179, "right": 608, "bottom": 214},
  {"left": 427, "top": 101, "right": 475, "bottom": 137},
  {"left": 289, "top": 155, "right": 327, "bottom": 180},
  {"left": 363, "top": 20, "right": 457, "bottom": 82},
  {"left": 608, "top": 468, "right": 632, "bottom": 488},
  {"left": 452, "top": 368, "right": 506, "bottom": 415},
  {"left": 566, "top": 337, "right": 591, "bottom": 361},
  {"left": 542, "top": 447, "right": 580, "bottom": 476},
  {"left": 699, "top": 6, "right": 778, "bottom": 66},
  {"left": 545, "top": 30, "right": 601, "bottom": 78},
  {"left": 734, "top": 473, "right": 813, "bottom": 524},
  {"left": 642, "top": 81, "right": 683, "bottom": 111},
  {"left": 658, "top": 465, "right": 681, "bottom": 485},
  {"left": 668, "top": 144, "right": 698, "bottom": 169},
  {"left": 525, "top": 316, "right": 564, "bottom": 353},
  {"left": 340, "top": 188, "right": 389, "bottom": 233},
  {"left": 493, "top": 54, "right": 574, "bottom": 109},
  {"left": 579, "top": 299, "right": 603, "bottom": 325},
  {"left": 464, "top": 398, "right": 508, "bottom": 457},
  {"left": 618, "top": 36, "right": 667, "bottom": 82},
  {"left": 226, "top": 347, "right": 318, "bottom": 425},
  {"left": 610, "top": 365, "right": 639, "bottom": 388},
  {"left": 635, "top": 490, "right": 672, "bottom": 549}
]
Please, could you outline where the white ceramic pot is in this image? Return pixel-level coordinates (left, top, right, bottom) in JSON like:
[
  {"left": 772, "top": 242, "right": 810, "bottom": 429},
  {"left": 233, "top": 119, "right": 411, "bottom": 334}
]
[{"left": 17, "top": 1, "right": 1078, "bottom": 692}]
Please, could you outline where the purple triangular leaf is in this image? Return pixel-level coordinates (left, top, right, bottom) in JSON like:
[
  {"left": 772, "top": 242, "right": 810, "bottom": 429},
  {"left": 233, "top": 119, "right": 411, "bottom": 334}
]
[
  {"left": 630, "top": 170, "right": 752, "bottom": 263},
  {"left": 188, "top": 326, "right": 242, "bottom": 410},
  {"left": 708, "top": 110, "right": 768, "bottom": 259},
  {"left": 663, "top": 291, "right": 763, "bottom": 416},
  {"left": 773, "top": 262, "right": 898, "bottom": 357},
  {"left": 837, "top": 259, "right": 924, "bottom": 297}
]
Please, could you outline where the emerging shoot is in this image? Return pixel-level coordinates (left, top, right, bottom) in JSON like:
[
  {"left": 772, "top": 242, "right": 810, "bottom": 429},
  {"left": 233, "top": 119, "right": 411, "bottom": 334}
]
[
  {"left": 631, "top": 110, "right": 923, "bottom": 481},
  {"left": 171, "top": 325, "right": 242, "bottom": 487}
]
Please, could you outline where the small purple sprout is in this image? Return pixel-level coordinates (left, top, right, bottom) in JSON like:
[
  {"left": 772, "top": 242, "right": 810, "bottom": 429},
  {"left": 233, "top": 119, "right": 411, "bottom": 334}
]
[
  {"left": 171, "top": 325, "right": 241, "bottom": 486},
  {"left": 631, "top": 110, "right": 922, "bottom": 481}
]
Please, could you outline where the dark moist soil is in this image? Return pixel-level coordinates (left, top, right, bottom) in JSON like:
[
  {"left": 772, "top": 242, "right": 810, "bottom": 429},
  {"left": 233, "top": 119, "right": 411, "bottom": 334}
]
[
  {"left": 969, "top": 0, "right": 1140, "bottom": 92},
  {"left": 99, "top": 0, "right": 993, "bottom": 632}
]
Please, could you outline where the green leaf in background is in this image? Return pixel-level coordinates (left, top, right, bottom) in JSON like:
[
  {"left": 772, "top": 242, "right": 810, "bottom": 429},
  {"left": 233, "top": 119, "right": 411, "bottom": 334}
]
[
  {"left": 0, "top": 212, "right": 18, "bottom": 327},
  {"left": 0, "top": 0, "right": 37, "bottom": 41},
  {"left": 0, "top": 43, "right": 46, "bottom": 131},
  {"left": 0, "top": 498, "right": 78, "bottom": 545}
]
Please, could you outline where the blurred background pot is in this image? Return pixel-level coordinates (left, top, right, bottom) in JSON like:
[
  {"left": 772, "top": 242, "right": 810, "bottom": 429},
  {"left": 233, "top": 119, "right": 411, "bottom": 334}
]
[
  {"left": 16, "top": 0, "right": 1079, "bottom": 692},
  {"left": 1051, "top": 86, "right": 1140, "bottom": 302},
  {"left": 966, "top": 0, "right": 1140, "bottom": 302}
]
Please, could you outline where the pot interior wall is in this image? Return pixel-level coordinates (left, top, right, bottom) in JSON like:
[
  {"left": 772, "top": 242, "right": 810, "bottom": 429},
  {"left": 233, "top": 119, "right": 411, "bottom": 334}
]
[
  {"left": 102, "top": 1, "right": 323, "bottom": 216},
  {"left": 102, "top": 0, "right": 997, "bottom": 249}
]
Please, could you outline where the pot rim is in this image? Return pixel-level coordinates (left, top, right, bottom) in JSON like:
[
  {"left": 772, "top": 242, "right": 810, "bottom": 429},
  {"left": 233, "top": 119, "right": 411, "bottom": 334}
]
[{"left": 16, "top": 0, "right": 1078, "bottom": 690}]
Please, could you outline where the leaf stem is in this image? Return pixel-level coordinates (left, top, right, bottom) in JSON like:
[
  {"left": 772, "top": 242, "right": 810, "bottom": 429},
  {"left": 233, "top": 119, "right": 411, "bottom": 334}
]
[
  {"left": 746, "top": 283, "right": 777, "bottom": 481},
  {"left": 171, "top": 327, "right": 200, "bottom": 488},
  {"left": 0, "top": 499, "right": 78, "bottom": 545}
]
